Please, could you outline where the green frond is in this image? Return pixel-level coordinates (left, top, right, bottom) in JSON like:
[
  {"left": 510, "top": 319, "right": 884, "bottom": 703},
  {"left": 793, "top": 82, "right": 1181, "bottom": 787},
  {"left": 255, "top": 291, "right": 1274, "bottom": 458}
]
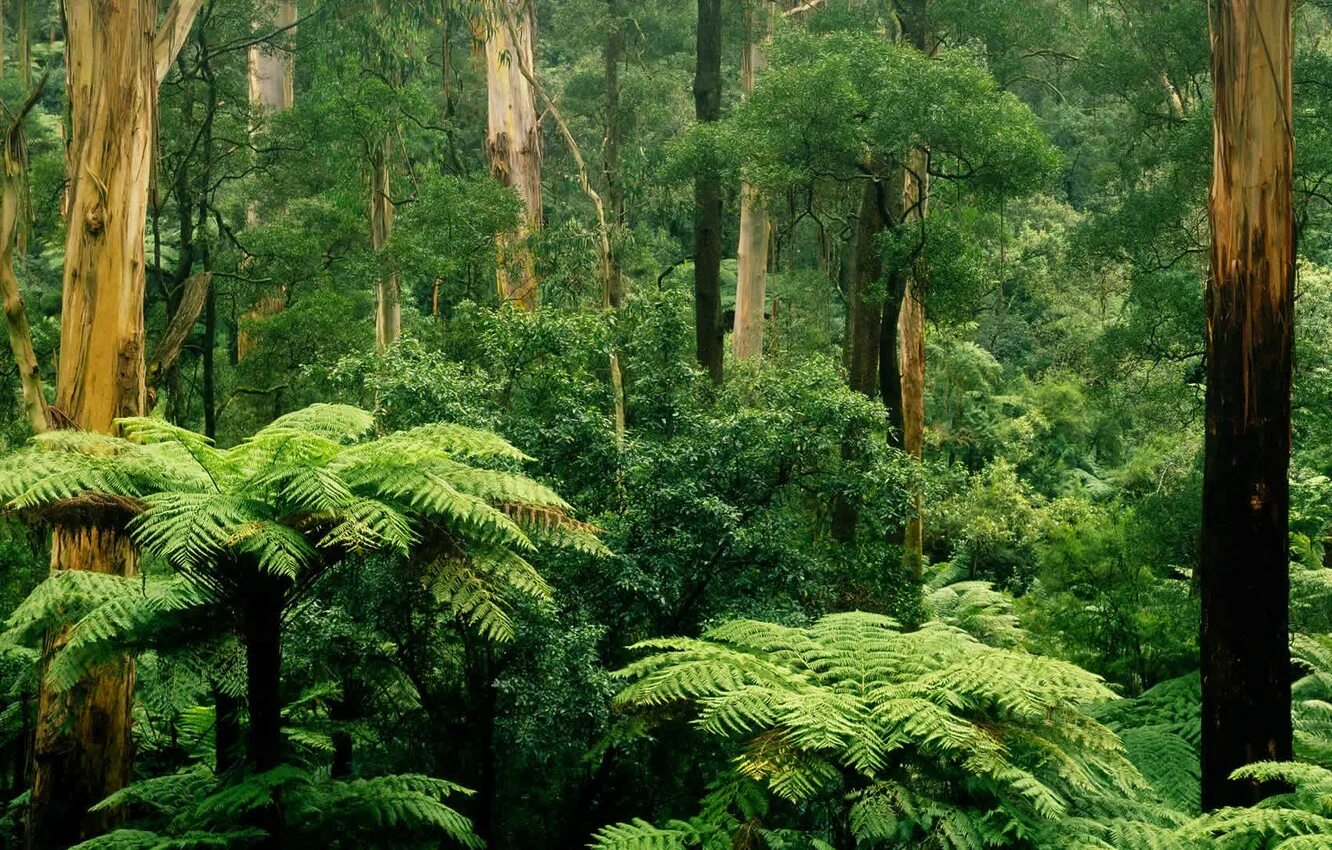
[
  {"left": 612, "top": 611, "right": 1145, "bottom": 844},
  {"left": 264, "top": 404, "right": 376, "bottom": 444},
  {"left": 589, "top": 818, "right": 699, "bottom": 850},
  {"left": 388, "top": 421, "right": 532, "bottom": 462},
  {"left": 45, "top": 577, "right": 213, "bottom": 692}
]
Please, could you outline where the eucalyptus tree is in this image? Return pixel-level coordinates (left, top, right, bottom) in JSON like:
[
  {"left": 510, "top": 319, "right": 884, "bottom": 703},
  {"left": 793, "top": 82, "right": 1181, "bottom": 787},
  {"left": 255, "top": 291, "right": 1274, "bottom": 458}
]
[
  {"left": 31, "top": 0, "right": 205, "bottom": 844},
  {"left": 1200, "top": 0, "right": 1296, "bottom": 810}
]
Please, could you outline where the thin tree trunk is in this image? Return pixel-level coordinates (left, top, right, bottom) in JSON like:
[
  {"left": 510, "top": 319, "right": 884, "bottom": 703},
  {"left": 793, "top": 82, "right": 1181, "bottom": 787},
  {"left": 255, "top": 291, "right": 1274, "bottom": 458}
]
[
  {"left": 16, "top": 0, "right": 30, "bottom": 91},
  {"left": 895, "top": 0, "right": 929, "bottom": 580},
  {"left": 1200, "top": 0, "right": 1295, "bottom": 811},
  {"left": 0, "top": 75, "right": 47, "bottom": 435},
  {"left": 603, "top": 0, "right": 626, "bottom": 311},
  {"left": 499, "top": 0, "right": 625, "bottom": 437},
  {"left": 732, "top": 0, "right": 774, "bottom": 361},
  {"left": 371, "top": 139, "right": 400, "bottom": 351},
  {"left": 30, "top": 4, "right": 202, "bottom": 845},
  {"left": 484, "top": 0, "right": 542, "bottom": 309},
  {"left": 694, "top": 0, "right": 723, "bottom": 384}
]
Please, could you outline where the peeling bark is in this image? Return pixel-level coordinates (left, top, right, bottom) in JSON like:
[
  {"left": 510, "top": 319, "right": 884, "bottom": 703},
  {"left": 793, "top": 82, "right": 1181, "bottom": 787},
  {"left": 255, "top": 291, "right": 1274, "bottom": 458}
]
[
  {"left": 732, "top": 0, "right": 776, "bottom": 361},
  {"left": 1200, "top": 0, "right": 1295, "bottom": 811},
  {"left": 483, "top": 0, "right": 542, "bottom": 309},
  {"left": 0, "top": 73, "right": 48, "bottom": 435},
  {"left": 371, "top": 139, "right": 400, "bottom": 351},
  {"left": 239, "top": 0, "right": 297, "bottom": 361},
  {"left": 30, "top": 2, "right": 205, "bottom": 844}
]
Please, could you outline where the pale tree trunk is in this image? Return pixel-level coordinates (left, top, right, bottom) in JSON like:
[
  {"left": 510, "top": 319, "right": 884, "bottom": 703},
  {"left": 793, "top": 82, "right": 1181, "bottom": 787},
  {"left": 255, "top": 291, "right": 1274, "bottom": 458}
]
[
  {"left": 16, "top": 0, "right": 30, "bottom": 90},
  {"left": 371, "top": 139, "right": 400, "bottom": 351},
  {"left": 897, "top": 0, "right": 930, "bottom": 582},
  {"left": 30, "top": 3, "right": 202, "bottom": 846},
  {"left": 898, "top": 153, "right": 926, "bottom": 581},
  {"left": 499, "top": 0, "right": 624, "bottom": 437},
  {"left": 604, "top": 0, "right": 627, "bottom": 436},
  {"left": 483, "top": 0, "right": 542, "bottom": 309},
  {"left": 248, "top": 0, "right": 296, "bottom": 114},
  {"left": 1200, "top": 0, "right": 1294, "bottom": 811},
  {"left": 603, "top": 0, "right": 626, "bottom": 311},
  {"left": 0, "top": 75, "right": 48, "bottom": 435},
  {"left": 732, "top": 0, "right": 776, "bottom": 361},
  {"left": 238, "top": 0, "right": 297, "bottom": 361}
]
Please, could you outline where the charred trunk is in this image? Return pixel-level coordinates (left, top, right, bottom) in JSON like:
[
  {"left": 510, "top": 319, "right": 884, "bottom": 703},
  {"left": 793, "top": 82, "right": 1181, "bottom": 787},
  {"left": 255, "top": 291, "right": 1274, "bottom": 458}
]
[
  {"left": 1200, "top": 0, "right": 1295, "bottom": 811},
  {"left": 693, "top": 0, "right": 723, "bottom": 384}
]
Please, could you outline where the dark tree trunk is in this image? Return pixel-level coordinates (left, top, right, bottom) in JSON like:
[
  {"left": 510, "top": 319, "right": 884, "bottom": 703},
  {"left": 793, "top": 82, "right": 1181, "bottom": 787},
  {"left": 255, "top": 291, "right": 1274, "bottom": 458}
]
[
  {"left": 243, "top": 578, "right": 284, "bottom": 773},
  {"left": 1200, "top": 0, "right": 1295, "bottom": 811},
  {"left": 846, "top": 175, "right": 889, "bottom": 399},
  {"left": 213, "top": 685, "right": 241, "bottom": 775},
  {"left": 878, "top": 267, "right": 908, "bottom": 451},
  {"left": 693, "top": 0, "right": 723, "bottom": 384}
]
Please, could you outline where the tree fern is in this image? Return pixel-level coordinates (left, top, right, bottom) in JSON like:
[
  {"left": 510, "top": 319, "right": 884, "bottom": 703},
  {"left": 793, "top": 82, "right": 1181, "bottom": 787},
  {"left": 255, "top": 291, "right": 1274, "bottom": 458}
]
[
  {"left": 71, "top": 766, "right": 482, "bottom": 850},
  {"left": 605, "top": 612, "right": 1148, "bottom": 848},
  {"left": 0, "top": 405, "right": 606, "bottom": 644}
]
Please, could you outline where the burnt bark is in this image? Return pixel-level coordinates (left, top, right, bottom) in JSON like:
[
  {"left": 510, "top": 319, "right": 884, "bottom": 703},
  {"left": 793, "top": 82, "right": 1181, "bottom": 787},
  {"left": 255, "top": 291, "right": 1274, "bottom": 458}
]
[
  {"left": 1200, "top": 0, "right": 1295, "bottom": 811},
  {"left": 693, "top": 0, "right": 724, "bottom": 384}
]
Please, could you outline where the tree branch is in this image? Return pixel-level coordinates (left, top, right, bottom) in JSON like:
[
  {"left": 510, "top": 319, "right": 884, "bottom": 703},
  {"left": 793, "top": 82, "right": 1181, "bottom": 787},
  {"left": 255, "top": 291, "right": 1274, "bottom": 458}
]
[{"left": 155, "top": 0, "right": 208, "bottom": 86}]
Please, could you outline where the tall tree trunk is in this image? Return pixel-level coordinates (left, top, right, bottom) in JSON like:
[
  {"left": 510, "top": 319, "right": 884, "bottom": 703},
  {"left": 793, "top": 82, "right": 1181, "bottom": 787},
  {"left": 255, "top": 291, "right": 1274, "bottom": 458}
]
[
  {"left": 371, "top": 139, "right": 400, "bottom": 351},
  {"left": 898, "top": 140, "right": 928, "bottom": 582},
  {"left": 604, "top": 0, "right": 628, "bottom": 436},
  {"left": 247, "top": 1, "right": 295, "bottom": 113},
  {"left": 0, "top": 75, "right": 47, "bottom": 435},
  {"left": 1200, "top": 0, "right": 1295, "bottom": 811},
  {"left": 484, "top": 0, "right": 542, "bottom": 309},
  {"left": 694, "top": 0, "right": 723, "bottom": 383},
  {"left": 238, "top": 0, "right": 296, "bottom": 361},
  {"left": 603, "top": 0, "right": 626, "bottom": 311},
  {"left": 30, "top": 4, "right": 203, "bottom": 846},
  {"left": 16, "top": 0, "right": 30, "bottom": 91},
  {"left": 895, "top": 0, "right": 930, "bottom": 580},
  {"left": 732, "top": 0, "right": 774, "bottom": 361}
]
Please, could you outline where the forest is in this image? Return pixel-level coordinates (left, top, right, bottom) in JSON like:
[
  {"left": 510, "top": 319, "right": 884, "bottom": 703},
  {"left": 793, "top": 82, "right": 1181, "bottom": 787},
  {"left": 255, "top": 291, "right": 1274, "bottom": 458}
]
[{"left": 0, "top": 0, "right": 1324, "bottom": 847}]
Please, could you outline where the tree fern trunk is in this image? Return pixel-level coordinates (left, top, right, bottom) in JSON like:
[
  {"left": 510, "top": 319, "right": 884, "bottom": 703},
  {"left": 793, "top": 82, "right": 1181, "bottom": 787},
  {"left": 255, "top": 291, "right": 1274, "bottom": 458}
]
[
  {"left": 243, "top": 577, "right": 284, "bottom": 774},
  {"left": 1201, "top": 0, "right": 1294, "bottom": 810}
]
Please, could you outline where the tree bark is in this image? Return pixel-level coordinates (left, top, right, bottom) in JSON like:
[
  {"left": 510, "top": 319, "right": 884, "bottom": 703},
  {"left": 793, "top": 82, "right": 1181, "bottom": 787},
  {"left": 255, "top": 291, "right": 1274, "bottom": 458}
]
[
  {"left": 30, "top": 3, "right": 203, "bottom": 845},
  {"left": 0, "top": 74, "right": 47, "bottom": 435},
  {"left": 29, "top": 527, "right": 138, "bottom": 850},
  {"left": 694, "top": 0, "right": 723, "bottom": 384},
  {"left": 242, "top": 573, "right": 285, "bottom": 849},
  {"left": 247, "top": 0, "right": 296, "bottom": 113},
  {"left": 371, "top": 139, "right": 400, "bottom": 351},
  {"left": 484, "top": 0, "right": 542, "bottom": 310},
  {"left": 732, "top": 0, "right": 774, "bottom": 361},
  {"left": 603, "top": 0, "right": 626, "bottom": 311},
  {"left": 1200, "top": 0, "right": 1295, "bottom": 811},
  {"left": 238, "top": 0, "right": 296, "bottom": 361}
]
